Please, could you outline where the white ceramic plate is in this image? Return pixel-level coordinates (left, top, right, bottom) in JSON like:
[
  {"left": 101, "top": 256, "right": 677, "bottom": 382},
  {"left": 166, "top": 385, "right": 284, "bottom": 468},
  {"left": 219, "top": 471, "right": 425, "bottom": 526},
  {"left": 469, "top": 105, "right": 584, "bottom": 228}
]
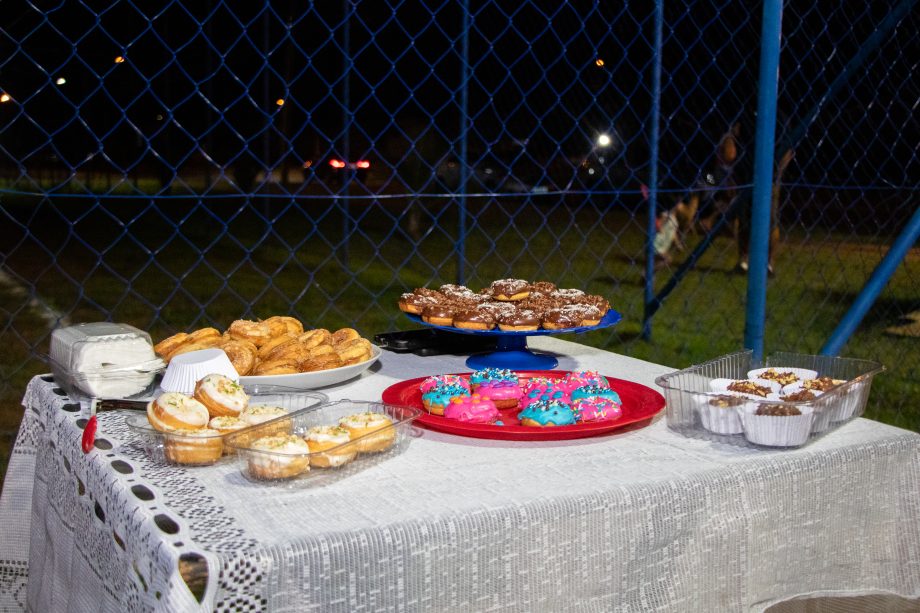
[{"left": 240, "top": 345, "right": 382, "bottom": 390}]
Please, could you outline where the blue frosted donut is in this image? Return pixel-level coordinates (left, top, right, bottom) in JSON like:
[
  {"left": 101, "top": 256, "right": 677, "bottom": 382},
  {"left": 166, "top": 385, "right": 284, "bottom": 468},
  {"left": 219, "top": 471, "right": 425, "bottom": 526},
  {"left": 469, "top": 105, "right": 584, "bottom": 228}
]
[
  {"left": 517, "top": 399, "right": 576, "bottom": 427},
  {"left": 422, "top": 383, "right": 470, "bottom": 415},
  {"left": 469, "top": 368, "right": 518, "bottom": 387}
]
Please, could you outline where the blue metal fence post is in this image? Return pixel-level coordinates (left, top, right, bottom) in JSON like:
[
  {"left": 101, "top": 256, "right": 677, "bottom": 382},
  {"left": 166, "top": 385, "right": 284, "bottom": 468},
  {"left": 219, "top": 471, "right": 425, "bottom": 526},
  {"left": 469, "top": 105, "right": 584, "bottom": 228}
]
[
  {"left": 821, "top": 205, "right": 920, "bottom": 356},
  {"left": 457, "top": 0, "right": 470, "bottom": 285},
  {"left": 340, "top": 0, "right": 352, "bottom": 270},
  {"left": 642, "top": 0, "right": 664, "bottom": 341},
  {"left": 744, "top": 0, "right": 784, "bottom": 361}
]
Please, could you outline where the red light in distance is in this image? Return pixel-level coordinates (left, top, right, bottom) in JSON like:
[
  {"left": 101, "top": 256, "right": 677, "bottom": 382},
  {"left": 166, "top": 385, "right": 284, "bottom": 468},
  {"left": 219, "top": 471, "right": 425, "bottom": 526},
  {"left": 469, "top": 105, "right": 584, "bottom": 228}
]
[{"left": 356, "top": 160, "right": 370, "bottom": 169}]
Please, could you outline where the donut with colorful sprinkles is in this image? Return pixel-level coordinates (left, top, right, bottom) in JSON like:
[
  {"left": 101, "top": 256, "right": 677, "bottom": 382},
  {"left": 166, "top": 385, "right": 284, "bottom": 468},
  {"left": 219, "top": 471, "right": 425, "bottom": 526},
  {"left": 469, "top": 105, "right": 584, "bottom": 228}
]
[{"left": 517, "top": 399, "right": 577, "bottom": 427}]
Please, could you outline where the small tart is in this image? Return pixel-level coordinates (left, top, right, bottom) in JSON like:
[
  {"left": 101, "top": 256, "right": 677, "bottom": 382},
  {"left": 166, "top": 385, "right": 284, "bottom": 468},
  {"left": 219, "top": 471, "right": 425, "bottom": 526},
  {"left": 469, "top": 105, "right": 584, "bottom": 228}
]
[
  {"left": 147, "top": 392, "right": 210, "bottom": 432},
  {"left": 726, "top": 380, "right": 774, "bottom": 398},
  {"left": 758, "top": 369, "right": 801, "bottom": 387},
  {"left": 163, "top": 428, "right": 223, "bottom": 465},
  {"left": 803, "top": 376, "right": 846, "bottom": 392},
  {"left": 304, "top": 426, "right": 357, "bottom": 468},
  {"left": 194, "top": 374, "right": 249, "bottom": 418},
  {"left": 247, "top": 434, "right": 311, "bottom": 479},
  {"left": 339, "top": 412, "right": 396, "bottom": 452}
]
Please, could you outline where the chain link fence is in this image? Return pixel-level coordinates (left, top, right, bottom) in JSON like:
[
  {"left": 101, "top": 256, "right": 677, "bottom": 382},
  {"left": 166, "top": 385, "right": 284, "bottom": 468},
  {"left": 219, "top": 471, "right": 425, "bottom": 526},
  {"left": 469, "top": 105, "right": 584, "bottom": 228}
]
[{"left": 2, "top": 1, "right": 918, "bottom": 471}]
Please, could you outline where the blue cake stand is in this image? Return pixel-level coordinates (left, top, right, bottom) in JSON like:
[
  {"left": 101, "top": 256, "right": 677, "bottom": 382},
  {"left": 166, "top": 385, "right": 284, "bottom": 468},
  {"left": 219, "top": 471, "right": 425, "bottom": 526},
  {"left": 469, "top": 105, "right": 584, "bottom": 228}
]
[{"left": 404, "top": 309, "right": 622, "bottom": 370}]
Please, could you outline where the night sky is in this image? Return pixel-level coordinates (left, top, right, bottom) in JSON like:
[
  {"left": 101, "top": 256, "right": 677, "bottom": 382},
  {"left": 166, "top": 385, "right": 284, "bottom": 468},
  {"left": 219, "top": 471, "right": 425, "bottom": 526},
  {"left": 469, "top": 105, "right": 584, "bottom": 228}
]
[{"left": 0, "top": 0, "right": 916, "bottom": 192}]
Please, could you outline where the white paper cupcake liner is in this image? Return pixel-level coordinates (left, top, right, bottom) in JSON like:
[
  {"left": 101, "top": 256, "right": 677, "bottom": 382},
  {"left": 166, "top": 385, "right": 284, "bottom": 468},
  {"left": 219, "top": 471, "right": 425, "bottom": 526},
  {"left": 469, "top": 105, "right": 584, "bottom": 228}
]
[
  {"left": 694, "top": 393, "right": 747, "bottom": 435},
  {"left": 739, "top": 405, "right": 815, "bottom": 447},
  {"left": 161, "top": 348, "right": 239, "bottom": 394}
]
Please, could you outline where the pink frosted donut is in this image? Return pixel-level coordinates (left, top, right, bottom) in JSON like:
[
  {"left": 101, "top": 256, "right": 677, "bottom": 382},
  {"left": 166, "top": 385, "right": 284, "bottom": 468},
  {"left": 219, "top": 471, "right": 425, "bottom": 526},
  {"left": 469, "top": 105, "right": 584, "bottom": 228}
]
[
  {"left": 443, "top": 394, "right": 500, "bottom": 424},
  {"left": 419, "top": 374, "right": 470, "bottom": 395},
  {"left": 561, "top": 370, "right": 609, "bottom": 393},
  {"left": 474, "top": 379, "right": 523, "bottom": 409},
  {"left": 572, "top": 397, "right": 622, "bottom": 422}
]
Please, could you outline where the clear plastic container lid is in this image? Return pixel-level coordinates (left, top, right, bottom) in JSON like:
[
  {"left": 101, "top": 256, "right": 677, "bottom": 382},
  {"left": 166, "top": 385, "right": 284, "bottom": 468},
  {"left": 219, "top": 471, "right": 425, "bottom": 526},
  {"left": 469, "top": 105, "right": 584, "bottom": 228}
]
[
  {"left": 49, "top": 322, "right": 165, "bottom": 398},
  {"left": 51, "top": 322, "right": 160, "bottom": 374}
]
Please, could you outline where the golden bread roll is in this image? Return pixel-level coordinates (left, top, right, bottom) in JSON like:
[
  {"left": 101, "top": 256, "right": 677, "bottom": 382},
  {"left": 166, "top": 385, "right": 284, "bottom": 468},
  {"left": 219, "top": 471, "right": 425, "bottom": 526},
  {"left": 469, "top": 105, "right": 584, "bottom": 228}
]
[
  {"left": 253, "top": 357, "right": 300, "bottom": 375},
  {"left": 307, "top": 343, "right": 336, "bottom": 359},
  {"left": 342, "top": 348, "right": 372, "bottom": 366},
  {"left": 228, "top": 319, "right": 273, "bottom": 347},
  {"left": 332, "top": 327, "right": 361, "bottom": 346},
  {"left": 298, "top": 328, "right": 332, "bottom": 350},
  {"left": 264, "top": 316, "right": 304, "bottom": 337},
  {"left": 335, "top": 338, "right": 372, "bottom": 363},
  {"left": 301, "top": 353, "right": 344, "bottom": 372},
  {"left": 165, "top": 338, "right": 222, "bottom": 361},
  {"left": 154, "top": 332, "right": 189, "bottom": 359},
  {"left": 258, "top": 334, "right": 298, "bottom": 359},
  {"left": 218, "top": 339, "right": 257, "bottom": 376},
  {"left": 186, "top": 327, "right": 221, "bottom": 344}
]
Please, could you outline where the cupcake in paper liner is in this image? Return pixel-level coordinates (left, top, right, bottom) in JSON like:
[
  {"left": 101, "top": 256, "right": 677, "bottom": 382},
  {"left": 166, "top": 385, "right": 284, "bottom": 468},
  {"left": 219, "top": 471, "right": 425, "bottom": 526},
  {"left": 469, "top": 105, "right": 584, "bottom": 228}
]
[
  {"left": 799, "top": 376, "right": 855, "bottom": 422},
  {"left": 739, "top": 402, "right": 814, "bottom": 447},
  {"left": 747, "top": 367, "right": 818, "bottom": 388},
  {"left": 709, "top": 378, "right": 781, "bottom": 398},
  {"left": 694, "top": 393, "right": 748, "bottom": 435},
  {"left": 778, "top": 386, "right": 831, "bottom": 432}
]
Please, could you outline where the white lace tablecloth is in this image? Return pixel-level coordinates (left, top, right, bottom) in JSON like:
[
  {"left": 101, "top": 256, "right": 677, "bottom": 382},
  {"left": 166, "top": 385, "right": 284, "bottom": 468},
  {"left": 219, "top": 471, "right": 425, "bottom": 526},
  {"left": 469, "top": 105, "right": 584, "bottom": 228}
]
[{"left": 2, "top": 337, "right": 919, "bottom": 612}]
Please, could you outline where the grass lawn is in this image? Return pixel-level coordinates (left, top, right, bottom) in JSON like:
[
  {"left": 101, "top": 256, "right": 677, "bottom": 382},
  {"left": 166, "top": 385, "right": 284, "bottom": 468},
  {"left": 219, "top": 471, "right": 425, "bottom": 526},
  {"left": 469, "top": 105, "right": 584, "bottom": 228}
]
[{"left": 1, "top": 192, "right": 917, "bottom": 482}]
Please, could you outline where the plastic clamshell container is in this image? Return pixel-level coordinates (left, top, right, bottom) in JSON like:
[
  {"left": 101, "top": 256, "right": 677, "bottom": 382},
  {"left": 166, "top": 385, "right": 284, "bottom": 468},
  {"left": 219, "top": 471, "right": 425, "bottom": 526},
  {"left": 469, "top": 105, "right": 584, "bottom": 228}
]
[
  {"left": 49, "top": 322, "right": 165, "bottom": 399},
  {"left": 125, "top": 386, "right": 329, "bottom": 466},
  {"left": 224, "top": 399, "right": 422, "bottom": 487},
  {"left": 655, "top": 350, "right": 884, "bottom": 449}
]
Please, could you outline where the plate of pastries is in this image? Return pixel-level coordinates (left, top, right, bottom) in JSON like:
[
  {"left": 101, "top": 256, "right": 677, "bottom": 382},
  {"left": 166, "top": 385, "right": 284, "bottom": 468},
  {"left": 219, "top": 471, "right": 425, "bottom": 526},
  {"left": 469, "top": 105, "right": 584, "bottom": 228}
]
[
  {"left": 398, "top": 279, "right": 617, "bottom": 332},
  {"left": 154, "top": 316, "right": 380, "bottom": 389}
]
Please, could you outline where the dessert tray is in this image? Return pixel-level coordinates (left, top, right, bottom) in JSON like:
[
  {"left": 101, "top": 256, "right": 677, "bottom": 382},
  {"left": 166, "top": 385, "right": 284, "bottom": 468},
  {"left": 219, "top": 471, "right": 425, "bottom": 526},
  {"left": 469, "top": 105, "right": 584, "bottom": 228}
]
[
  {"left": 404, "top": 310, "right": 622, "bottom": 370},
  {"left": 240, "top": 344, "right": 382, "bottom": 389},
  {"left": 656, "top": 350, "right": 884, "bottom": 448},
  {"left": 381, "top": 369, "right": 664, "bottom": 441}
]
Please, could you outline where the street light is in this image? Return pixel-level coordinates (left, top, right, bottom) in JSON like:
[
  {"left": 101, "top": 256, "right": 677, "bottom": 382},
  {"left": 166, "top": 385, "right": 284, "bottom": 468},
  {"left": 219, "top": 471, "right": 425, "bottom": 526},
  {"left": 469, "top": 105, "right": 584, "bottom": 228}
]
[
  {"left": 597, "top": 133, "right": 612, "bottom": 148},
  {"left": 55, "top": 77, "right": 66, "bottom": 85},
  {"left": 0, "top": 93, "right": 11, "bottom": 103}
]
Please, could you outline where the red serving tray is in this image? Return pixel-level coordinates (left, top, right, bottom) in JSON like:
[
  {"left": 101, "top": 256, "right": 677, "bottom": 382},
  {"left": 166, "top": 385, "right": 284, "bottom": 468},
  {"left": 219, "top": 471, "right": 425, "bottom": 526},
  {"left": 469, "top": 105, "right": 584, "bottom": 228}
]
[{"left": 380, "top": 370, "right": 665, "bottom": 441}]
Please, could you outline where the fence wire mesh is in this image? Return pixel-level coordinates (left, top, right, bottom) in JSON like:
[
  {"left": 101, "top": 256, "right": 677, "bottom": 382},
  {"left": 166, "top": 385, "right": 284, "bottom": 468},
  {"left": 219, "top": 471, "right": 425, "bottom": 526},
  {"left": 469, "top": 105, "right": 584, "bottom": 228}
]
[{"left": 1, "top": 1, "right": 918, "bottom": 467}]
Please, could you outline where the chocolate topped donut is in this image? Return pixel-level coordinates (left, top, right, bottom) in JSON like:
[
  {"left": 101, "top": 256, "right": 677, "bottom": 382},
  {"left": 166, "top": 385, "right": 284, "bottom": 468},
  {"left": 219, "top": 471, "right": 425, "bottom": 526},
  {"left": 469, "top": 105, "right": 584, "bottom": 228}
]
[
  {"left": 531, "top": 281, "right": 557, "bottom": 293},
  {"left": 453, "top": 309, "right": 496, "bottom": 330},
  {"left": 477, "top": 301, "right": 518, "bottom": 318},
  {"left": 398, "top": 293, "right": 439, "bottom": 314},
  {"left": 421, "top": 304, "right": 455, "bottom": 326},
  {"left": 542, "top": 307, "right": 582, "bottom": 329},
  {"left": 490, "top": 279, "right": 531, "bottom": 301},
  {"left": 414, "top": 287, "right": 445, "bottom": 300},
  {"left": 551, "top": 288, "right": 585, "bottom": 301},
  {"left": 497, "top": 308, "right": 540, "bottom": 331},
  {"left": 439, "top": 284, "right": 477, "bottom": 300}
]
